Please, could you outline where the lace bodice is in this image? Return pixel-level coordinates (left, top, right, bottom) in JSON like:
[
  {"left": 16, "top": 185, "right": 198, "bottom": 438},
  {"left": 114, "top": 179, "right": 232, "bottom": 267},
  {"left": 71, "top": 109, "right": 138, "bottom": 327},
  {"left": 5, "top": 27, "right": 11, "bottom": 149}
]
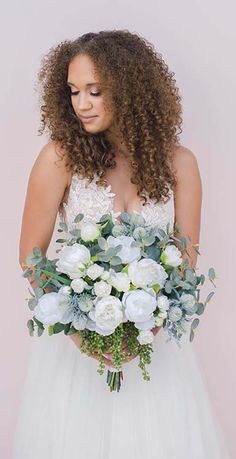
[{"left": 58, "top": 173, "right": 175, "bottom": 232}]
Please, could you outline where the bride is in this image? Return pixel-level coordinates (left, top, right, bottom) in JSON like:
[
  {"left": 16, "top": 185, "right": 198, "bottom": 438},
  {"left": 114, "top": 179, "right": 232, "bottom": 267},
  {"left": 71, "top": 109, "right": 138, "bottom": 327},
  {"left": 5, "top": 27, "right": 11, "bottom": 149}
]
[{"left": 13, "top": 30, "right": 230, "bottom": 458}]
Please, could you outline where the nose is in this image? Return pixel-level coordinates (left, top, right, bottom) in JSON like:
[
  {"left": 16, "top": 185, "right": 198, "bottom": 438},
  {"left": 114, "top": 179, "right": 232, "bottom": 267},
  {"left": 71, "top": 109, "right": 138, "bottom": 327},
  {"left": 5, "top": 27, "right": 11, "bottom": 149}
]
[{"left": 76, "top": 93, "right": 93, "bottom": 111}]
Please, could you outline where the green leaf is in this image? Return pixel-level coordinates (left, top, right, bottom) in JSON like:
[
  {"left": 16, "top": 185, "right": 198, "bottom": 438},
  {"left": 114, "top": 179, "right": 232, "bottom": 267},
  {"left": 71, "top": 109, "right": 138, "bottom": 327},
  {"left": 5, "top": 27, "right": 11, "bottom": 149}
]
[
  {"left": 33, "top": 316, "right": 45, "bottom": 330},
  {"left": 28, "top": 297, "right": 38, "bottom": 311},
  {"left": 204, "top": 291, "right": 215, "bottom": 305},
  {"left": 37, "top": 327, "right": 44, "bottom": 337},
  {"left": 190, "top": 329, "right": 195, "bottom": 342},
  {"left": 27, "top": 319, "right": 35, "bottom": 336},
  {"left": 40, "top": 269, "right": 71, "bottom": 285},
  {"left": 191, "top": 318, "right": 200, "bottom": 330},
  {"left": 208, "top": 267, "right": 216, "bottom": 280},
  {"left": 55, "top": 238, "right": 67, "bottom": 243},
  {"left": 196, "top": 303, "right": 205, "bottom": 315},
  {"left": 73, "top": 213, "right": 84, "bottom": 223},
  {"left": 110, "top": 256, "right": 123, "bottom": 266},
  {"left": 53, "top": 323, "right": 65, "bottom": 334}
]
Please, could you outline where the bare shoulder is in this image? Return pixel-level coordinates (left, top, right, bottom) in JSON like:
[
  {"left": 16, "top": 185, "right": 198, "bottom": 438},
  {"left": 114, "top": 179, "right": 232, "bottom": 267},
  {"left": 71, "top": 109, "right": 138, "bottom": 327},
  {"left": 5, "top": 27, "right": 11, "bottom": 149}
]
[
  {"left": 172, "top": 144, "right": 200, "bottom": 178},
  {"left": 33, "top": 140, "right": 72, "bottom": 188}
]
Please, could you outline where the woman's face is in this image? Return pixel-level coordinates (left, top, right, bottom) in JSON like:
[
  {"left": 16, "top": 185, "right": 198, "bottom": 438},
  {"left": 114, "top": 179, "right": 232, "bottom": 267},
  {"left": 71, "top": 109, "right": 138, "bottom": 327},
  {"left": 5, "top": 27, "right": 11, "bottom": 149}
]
[{"left": 67, "top": 54, "right": 114, "bottom": 134}]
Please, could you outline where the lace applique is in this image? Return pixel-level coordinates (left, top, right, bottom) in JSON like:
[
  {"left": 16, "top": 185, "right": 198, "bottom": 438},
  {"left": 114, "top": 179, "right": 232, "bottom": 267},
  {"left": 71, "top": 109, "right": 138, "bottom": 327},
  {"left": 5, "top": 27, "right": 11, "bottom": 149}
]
[{"left": 59, "top": 173, "right": 175, "bottom": 232}]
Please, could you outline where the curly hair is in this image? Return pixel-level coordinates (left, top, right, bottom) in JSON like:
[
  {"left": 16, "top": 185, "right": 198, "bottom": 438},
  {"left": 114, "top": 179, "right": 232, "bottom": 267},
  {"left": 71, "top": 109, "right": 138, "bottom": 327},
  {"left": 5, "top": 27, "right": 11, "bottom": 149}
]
[{"left": 36, "top": 29, "right": 183, "bottom": 206}]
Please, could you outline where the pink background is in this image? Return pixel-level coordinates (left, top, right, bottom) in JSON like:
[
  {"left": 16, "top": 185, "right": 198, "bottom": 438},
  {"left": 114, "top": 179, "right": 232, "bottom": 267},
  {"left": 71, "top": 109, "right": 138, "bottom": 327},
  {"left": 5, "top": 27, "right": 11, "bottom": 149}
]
[{"left": 1, "top": 1, "right": 235, "bottom": 457}]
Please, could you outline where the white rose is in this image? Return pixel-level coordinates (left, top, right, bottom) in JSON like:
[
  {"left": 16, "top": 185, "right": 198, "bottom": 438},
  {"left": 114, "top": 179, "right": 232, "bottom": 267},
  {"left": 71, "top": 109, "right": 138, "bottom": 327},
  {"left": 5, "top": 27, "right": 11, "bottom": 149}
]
[
  {"left": 101, "top": 270, "right": 110, "bottom": 281},
  {"left": 161, "top": 245, "right": 182, "bottom": 267},
  {"left": 58, "top": 285, "right": 72, "bottom": 295},
  {"left": 77, "top": 295, "right": 94, "bottom": 312},
  {"left": 56, "top": 243, "right": 91, "bottom": 279},
  {"left": 80, "top": 221, "right": 100, "bottom": 242},
  {"left": 122, "top": 289, "right": 157, "bottom": 323},
  {"left": 157, "top": 294, "right": 170, "bottom": 311},
  {"left": 94, "top": 280, "right": 112, "bottom": 297},
  {"left": 109, "top": 269, "right": 130, "bottom": 292},
  {"left": 89, "top": 296, "right": 123, "bottom": 335},
  {"left": 128, "top": 258, "right": 168, "bottom": 288},
  {"left": 180, "top": 293, "right": 198, "bottom": 314},
  {"left": 86, "top": 263, "right": 104, "bottom": 280},
  {"left": 71, "top": 278, "right": 87, "bottom": 293},
  {"left": 137, "top": 330, "right": 154, "bottom": 345},
  {"left": 107, "top": 235, "right": 141, "bottom": 263},
  {"left": 34, "top": 292, "right": 71, "bottom": 325}
]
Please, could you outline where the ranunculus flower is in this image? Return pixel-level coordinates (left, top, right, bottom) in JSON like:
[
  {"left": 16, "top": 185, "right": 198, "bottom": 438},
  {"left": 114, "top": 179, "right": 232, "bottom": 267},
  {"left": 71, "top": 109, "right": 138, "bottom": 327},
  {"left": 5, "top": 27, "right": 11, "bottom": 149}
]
[
  {"left": 56, "top": 243, "right": 91, "bottom": 279},
  {"left": 160, "top": 245, "right": 182, "bottom": 267},
  {"left": 137, "top": 330, "right": 154, "bottom": 345},
  {"left": 168, "top": 306, "right": 183, "bottom": 322},
  {"left": 89, "top": 296, "right": 123, "bottom": 335},
  {"left": 94, "top": 280, "right": 112, "bottom": 297},
  {"left": 108, "top": 269, "right": 130, "bottom": 292},
  {"left": 107, "top": 235, "right": 141, "bottom": 264},
  {"left": 34, "top": 292, "right": 71, "bottom": 325},
  {"left": 71, "top": 278, "right": 87, "bottom": 293},
  {"left": 86, "top": 263, "right": 104, "bottom": 280},
  {"left": 128, "top": 258, "right": 168, "bottom": 288},
  {"left": 122, "top": 289, "right": 157, "bottom": 324},
  {"left": 157, "top": 294, "right": 170, "bottom": 311},
  {"left": 180, "top": 293, "right": 198, "bottom": 314},
  {"left": 80, "top": 221, "right": 100, "bottom": 242}
]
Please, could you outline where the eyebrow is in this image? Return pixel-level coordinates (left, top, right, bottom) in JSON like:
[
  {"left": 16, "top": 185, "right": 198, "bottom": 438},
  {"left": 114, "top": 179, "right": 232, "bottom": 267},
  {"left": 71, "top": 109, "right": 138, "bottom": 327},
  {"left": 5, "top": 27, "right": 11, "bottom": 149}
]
[{"left": 66, "top": 81, "right": 100, "bottom": 88}]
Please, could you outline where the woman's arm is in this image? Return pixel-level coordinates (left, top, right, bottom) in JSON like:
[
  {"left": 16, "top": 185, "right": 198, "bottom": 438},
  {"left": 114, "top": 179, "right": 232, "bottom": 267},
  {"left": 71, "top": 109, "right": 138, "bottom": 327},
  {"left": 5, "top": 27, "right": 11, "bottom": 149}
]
[
  {"left": 19, "top": 141, "right": 70, "bottom": 282},
  {"left": 173, "top": 146, "right": 203, "bottom": 269}
]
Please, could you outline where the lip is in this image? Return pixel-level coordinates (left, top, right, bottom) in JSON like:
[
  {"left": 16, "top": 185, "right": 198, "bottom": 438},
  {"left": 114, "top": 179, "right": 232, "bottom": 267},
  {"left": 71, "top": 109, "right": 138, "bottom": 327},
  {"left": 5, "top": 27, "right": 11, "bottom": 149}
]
[{"left": 79, "top": 115, "right": 98, "bottom": 123}]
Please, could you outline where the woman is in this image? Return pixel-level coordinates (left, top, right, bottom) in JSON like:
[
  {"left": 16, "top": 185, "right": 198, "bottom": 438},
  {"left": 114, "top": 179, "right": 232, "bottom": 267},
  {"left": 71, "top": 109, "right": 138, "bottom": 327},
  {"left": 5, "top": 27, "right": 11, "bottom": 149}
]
[{"left": 13, "top": 30, "right": 230, "bottom": 458}]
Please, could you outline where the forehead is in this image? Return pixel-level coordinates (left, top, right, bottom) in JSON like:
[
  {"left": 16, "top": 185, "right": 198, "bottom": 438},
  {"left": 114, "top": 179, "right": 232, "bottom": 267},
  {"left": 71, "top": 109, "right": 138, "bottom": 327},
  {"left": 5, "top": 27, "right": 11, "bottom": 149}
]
[{"left": 67, "top": 54, "right": 98, "bottom": 83}]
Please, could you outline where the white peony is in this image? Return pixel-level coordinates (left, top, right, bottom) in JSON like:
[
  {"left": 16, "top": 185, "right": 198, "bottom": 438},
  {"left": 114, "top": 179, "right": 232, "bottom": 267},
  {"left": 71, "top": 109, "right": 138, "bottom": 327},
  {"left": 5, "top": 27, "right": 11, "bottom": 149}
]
[
  {"left": 137, "top": 330, "right": 154, "bottom": 345},
  {"left": 157, "top": 294, "right": 170, "bottom": 311},
  {"left": 168, "top": 306, "right": 183, "bottom": 322},
  {"left": 71, "top": 278, "right": 87, "bottom": 293},
  {"left": 89, "top": 296, "right": 123, "bottom": 335},
  {"left": 122, "top": 289, "right": 157, "bottom": 324},
  {"left": 161, "top": 245, "right": 182, "bottom": 267},
  {"left": 107, "top": 235, "right": 141, "bottom": 264},
  {"left": 80, "top": 221, "right": 100, "bottom": 242},
  {"left": 86, "top": 263, "right": 104, "bottom": 280},
  {"left": 128, "top": 258, "right": 168, "bottom": 288},
  {"left": 56, "top": 243, "right": 91, "bottom": 279},
  {"left": 34, "top": 292, "right": 71, "bottom": 326},
  {"left": 94, "top": 280, "right": 112, "bottom": 297},
  {"left": 108, "top": 269, "right": 130, "bottom": 292}
]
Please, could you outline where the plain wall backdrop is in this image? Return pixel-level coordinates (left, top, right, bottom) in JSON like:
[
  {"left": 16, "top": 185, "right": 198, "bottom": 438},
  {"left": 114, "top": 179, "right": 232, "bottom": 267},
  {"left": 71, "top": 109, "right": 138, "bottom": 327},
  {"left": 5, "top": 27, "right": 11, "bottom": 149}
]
[{"left": 1, "top": 0, "right": 235, "bottom": 457}]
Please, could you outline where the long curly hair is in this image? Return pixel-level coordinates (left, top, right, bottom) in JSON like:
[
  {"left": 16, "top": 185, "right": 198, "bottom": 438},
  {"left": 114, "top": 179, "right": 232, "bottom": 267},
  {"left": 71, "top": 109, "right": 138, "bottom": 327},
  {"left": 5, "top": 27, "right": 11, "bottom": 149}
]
[{"left": 36, "top": 29, "right": 183, "bottom": 206}]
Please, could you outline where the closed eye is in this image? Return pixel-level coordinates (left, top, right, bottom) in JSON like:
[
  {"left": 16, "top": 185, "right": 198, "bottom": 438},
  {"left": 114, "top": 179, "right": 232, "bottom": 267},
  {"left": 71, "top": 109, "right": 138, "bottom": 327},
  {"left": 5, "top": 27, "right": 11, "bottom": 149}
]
[{"left": 70, "top": 91, "right": 101, "bottom": 97}]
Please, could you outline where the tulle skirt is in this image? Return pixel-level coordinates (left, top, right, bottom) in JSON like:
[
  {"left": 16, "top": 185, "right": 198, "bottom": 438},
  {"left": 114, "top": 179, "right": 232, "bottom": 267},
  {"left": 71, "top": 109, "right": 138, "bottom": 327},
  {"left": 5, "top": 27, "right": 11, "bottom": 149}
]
[{"left": 12, "top": 328, "right": 230, "bottom": 458}]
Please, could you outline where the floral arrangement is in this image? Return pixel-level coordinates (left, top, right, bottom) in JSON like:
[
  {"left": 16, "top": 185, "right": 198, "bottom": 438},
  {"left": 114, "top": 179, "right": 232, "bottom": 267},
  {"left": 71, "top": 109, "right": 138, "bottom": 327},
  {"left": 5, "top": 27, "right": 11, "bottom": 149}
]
[{"left": 22, "top": 211, "right": 216, "bottom": 392}]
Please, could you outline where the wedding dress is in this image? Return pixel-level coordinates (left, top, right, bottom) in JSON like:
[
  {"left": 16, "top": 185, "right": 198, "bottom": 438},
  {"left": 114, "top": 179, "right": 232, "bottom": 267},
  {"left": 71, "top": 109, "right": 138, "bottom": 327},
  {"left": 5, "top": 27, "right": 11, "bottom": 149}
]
[{"left": 12, "top": 173, "right": 230, "bottom": 458}]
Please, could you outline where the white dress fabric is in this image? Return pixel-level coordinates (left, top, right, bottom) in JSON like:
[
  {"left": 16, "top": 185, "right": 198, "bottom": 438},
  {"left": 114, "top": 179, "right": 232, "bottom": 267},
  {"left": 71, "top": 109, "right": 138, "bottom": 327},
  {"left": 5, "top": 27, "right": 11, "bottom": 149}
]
[{"left": 12, "top": 173, "right": 230, "bottom": 458}]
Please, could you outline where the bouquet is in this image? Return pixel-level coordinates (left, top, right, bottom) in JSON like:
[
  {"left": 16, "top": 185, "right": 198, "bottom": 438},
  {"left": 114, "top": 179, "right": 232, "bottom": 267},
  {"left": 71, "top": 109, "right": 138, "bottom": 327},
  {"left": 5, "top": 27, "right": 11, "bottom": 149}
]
[{"left": 22, "top": 211, "right": 216, "bottom": 392}]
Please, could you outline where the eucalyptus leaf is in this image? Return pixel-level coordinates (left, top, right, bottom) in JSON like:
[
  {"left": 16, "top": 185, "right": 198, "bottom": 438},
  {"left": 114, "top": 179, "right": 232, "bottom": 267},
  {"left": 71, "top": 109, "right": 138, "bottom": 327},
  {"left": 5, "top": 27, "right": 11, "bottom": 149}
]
[
  {"left": 190, "top": 329, "right": 195, "bottom": 342},
  {"left": 37, "top": 327, "right": 44, "bottom": 337},
  {"left": 191, "top": 318, "right": 200, "bottom": 330},
  {"left": 208, "top": 267, "right": 216, "bottom": 280},
  {"left": 28, "top": 297, "right": 38, "bottom": 311},
  {"left": 204, "top": 291, "right": 215, "bottom": 304},
  {"left": 53, "top": 323, "right": 65, "bottom": 334},
  {"left": 196, "top": 303, "right": 205, "bottom": 315},
  {"left": 73, "top": 213, "right": 84, "bottom": 223},
  {"left": 110, "top": 256, "right": 123, "bottom": 266},
  {"left": 27, "top": 319, "right": 35, "bottom": 336}
]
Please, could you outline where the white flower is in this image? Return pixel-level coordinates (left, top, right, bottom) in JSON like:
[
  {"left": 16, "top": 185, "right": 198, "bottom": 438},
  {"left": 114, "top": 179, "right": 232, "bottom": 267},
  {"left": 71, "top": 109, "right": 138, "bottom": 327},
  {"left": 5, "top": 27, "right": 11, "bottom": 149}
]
[
  {"left": 157, "top": 294, "right": 170, "bottom": 311},
  {"left": 168, "top": 306, "right": 183, "bottom": 322},
  {"left": 107, "top": 235, "right": 141, "bottom": 263},
  {"left": 86, "top": 263, "right": 104, "bottom": 280},
  {"left": 158, "top": 310, "right": 168, "bottom": 319},
  {"left": 161, "top": 245, "right": 182, "bottom": 267},
  {"left": 71, "top": 278, "right": 87, "bottom": 293},
  {"left": 78, "top": 295, "right": 94, "bottom": 312},
  {"left": 58, "top": 285, "right": 72, "bottom": 295},
  {"left": 72, "top": 314, "right": 88, "bottom": 330},
  {"left": 137, "top": 330, "right": 154, "bottom": 345},
  {"left": 89, "top": 296, "right": 123, "bottom": 335},
  {"left": 122, "top": 289, "right": 157, "bottom": 323},
  {"left": 134, "top": 316, "right": 156, "bottom": 330},
  {"left": 128, "top": 258, "right": 168, "bottom": 288},
  {"left": 101, "top": 270, "right": 110, "bottom": 281},
  {"left": 109, "top": 269, "right": 130, "bottom": 292},
  {"left": 80, "top": 221, "right": 100, "bottom": 242},
  {"left": 180, "top": 293, "right": 198, "bottom": 314},
  {"left": 94, "top": 280, "right": 112, "bottom": 297},
  {"left": 34, "top": 292, "right": 71, "bottom": 326},
  {"left": 155, "top": 316, "right": 164, "bottom": 326},
  {"left": 56, "top": 243, "right": 91, "bottom": 279}
]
